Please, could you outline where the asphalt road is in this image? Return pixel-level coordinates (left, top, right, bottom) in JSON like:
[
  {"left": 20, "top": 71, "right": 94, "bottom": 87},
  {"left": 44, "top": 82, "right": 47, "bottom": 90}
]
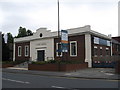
[{"left": 2, "top": 72, "right": 119, "bottom": 89}]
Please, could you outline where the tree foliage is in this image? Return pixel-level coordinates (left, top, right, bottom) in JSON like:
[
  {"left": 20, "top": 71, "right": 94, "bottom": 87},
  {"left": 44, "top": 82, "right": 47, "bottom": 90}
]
[
  {"left": 26, "top": 29, "right": 33, "bottom": 36},
  {"left": 16, "top": 26, "right": 33, "bottom": 38},
  {"left": 2, "top": 34, "right": 10, "bottom": 61},
  {"left": 7, "top": 33, "right": 14, "bottom": 43},
  {"left": 2, "top": 33, "right": 14, "bottom": 61}
]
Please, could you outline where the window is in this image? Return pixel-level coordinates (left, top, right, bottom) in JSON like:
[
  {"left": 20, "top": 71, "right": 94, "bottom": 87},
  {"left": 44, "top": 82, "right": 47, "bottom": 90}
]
[
  {"left": 56, "top": 43, "right": 62, "bottom": 56},
  {"left": 70, "top": 41, "right": 77, "bottom": 56},
  {"left": 100, "top": 47, "right": 102, "bottom": 56},
  {"left": 94, "top": 46, "right": 98, "bottom": 57},
  {"left": 117, "top": 45, "right": 119, "bottom": 52},
  {"left": 18, "top": 46, "right": 22, "bottom": 57},
  {"left": 25, "top": 45, "right": 29, "bottom": 57},
  {"left": 40, "top": 33, "right": 43, "bottom": 37},
  {"left": 118, "top": 45, "right": 120, "bottom": 52},
  {"left": 106, "top": 48, "right": 110, "bottom": 56}
]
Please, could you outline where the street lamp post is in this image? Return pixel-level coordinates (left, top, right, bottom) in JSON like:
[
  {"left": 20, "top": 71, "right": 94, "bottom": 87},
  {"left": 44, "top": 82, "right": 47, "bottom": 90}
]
[{"left": 58, "top": 0, "right": 60, "bottom": 38}]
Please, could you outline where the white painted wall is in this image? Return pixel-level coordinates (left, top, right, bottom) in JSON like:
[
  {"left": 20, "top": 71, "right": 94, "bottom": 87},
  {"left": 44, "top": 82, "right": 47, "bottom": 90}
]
[
  {"left": 85, "top": 34, "right": 92, "bottom": 67},
  {"left": 30, "top": 38, "right": 54, "bottom": 61},
  {"left": 13, "top": 43, "right": 15, "bottom": 61}
]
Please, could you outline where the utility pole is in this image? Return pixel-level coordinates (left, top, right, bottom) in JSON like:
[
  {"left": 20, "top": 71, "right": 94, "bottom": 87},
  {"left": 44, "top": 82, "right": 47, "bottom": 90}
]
[{"left": 58, "top": 0, "right": 60, "bottom": 37}]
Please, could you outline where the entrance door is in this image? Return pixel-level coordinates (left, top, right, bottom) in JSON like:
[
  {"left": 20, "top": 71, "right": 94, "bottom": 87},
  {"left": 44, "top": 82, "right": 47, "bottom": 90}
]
[{"left": 37, "top": 50, "right": 45, "bottom": 61}]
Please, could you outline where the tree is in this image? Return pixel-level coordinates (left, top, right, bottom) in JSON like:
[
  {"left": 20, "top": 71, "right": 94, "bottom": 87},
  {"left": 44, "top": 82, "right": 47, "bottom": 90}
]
[
  {"left": 7, "top": 33, "right": 14, "bottom": 43},
  {"left": 26, "top": 29, "right": 33, "bottom": 36},
  {"left": 2, "top": 33, "right": 14, "bottom": 61},
  {"left": 2, "top": 34, "right": 9, "bottom": 61},
  {"left": 17, "top": 26, "right": 27, "bottom": 37},
  {"left": 16, "top": 26, "right": 33, "bottom": 38}
]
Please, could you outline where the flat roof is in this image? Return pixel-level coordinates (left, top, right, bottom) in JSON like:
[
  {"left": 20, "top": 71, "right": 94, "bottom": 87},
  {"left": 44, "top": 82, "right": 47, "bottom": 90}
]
[{"left": 14, "top": 25, "right": 111, "bottom": 43}]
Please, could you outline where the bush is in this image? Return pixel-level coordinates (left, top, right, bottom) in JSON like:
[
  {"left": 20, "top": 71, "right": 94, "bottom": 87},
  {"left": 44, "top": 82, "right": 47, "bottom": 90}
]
[
  {"left": 31, "top": 60, "right": 84, "bottom": 65},
  {"left": 2, "top": 60, "right": 27, "bottom": 65},
  {"left": 31, "top": 61, "right": 47, "bottom": 65}
]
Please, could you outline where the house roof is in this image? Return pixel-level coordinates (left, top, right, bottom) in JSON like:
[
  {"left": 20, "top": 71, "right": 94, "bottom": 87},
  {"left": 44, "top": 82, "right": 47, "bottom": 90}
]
[{"left": 14, "top": 25, "right": 111, "bottom": 43}]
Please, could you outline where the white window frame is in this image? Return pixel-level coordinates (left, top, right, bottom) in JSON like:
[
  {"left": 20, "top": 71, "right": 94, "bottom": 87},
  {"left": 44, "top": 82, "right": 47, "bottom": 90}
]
[
  {"left": 25, "top": 45, "right": 29, "bottom": 57},
  {"left": 106, "top": 47, "right": 109, "bottom": 56},
  {"left": 56, "top": 43, "right": 62, "bottom": 57},
  {"left": 70, "top": 41, "right": 77, "bottom": 57},
  {"left": 100, "top": 47, "right": 103, "bottom": 57},
  {"left": 18, "top": 46, "right": 22, "bottom": 57},
  {"left": 94, "top": 46, "right": 98, "bottom": 57}
]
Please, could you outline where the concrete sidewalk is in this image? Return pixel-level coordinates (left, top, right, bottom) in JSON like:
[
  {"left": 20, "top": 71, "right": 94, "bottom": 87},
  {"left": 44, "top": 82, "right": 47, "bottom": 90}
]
[{"left": 2, "top": 68, "right": 120, "bottom": 80}]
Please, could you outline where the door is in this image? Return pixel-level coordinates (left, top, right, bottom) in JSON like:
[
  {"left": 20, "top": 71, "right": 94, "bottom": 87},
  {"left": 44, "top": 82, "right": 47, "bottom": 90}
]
[{"left": 37, "top": 50, "right": 45, "bottom": 61}]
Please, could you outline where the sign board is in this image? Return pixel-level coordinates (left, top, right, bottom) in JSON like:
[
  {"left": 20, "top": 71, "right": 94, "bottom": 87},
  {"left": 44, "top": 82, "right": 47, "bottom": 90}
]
[
  {"left": 94, "top": 37, "right": 99, "bottom": 44},
  {"left": 61, "top": 30, "right": 68, "bottom": 52},
  {"left": 107, "top": 41, "right": 111, "bottom": 46}
]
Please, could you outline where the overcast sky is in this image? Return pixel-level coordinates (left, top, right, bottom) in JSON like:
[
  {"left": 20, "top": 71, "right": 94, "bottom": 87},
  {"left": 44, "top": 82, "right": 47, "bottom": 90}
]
[{"left": 0, "top": 0, "right": 119, "bottom": 37}]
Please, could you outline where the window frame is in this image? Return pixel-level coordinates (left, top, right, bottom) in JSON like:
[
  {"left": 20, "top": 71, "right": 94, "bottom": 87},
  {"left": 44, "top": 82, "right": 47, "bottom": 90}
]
[
  {"left": 18, "top": 46, "right": 22, "bottom": 57},
  {"left": 25, "top": 45, "right": 29, "bottom": 57},
  {"left": 100, "top": 47, "right": 103, "bottom": 57},
  {"left": 106, "top": 47, "right": 110, "bottom": 56},
  {"left": 70, "top": 41, "right": 77, "bottom": 57},
  {"left": 56, "top": 43, "right": 62, "bottom": 57},
  {"left": 94, "top": 46, "right": 98, "bottom": 57}
]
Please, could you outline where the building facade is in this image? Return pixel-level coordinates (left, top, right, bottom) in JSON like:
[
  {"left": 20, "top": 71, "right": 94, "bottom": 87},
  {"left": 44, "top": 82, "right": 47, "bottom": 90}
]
[
  {"left": 14, "top": 25, "right": 114, "bottom": 67},
  {"left": 112, "top": 37, "right": 120, "bottom": 56}
]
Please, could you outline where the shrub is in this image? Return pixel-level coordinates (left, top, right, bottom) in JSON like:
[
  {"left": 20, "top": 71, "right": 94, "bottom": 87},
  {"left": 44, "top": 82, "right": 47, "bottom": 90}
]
[
  {"left": 31, "top": 61, "right": 47, "bottom": 65},
  {"left": 31, "top": 60, "right": 84, "bottom": 65},
  {"left": 2, "top": 60, "right": 27, "bottom": 65}
]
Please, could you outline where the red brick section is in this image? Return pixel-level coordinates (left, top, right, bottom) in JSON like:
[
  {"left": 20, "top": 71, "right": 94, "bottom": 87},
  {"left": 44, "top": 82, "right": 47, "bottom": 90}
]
[
  {"left": 115, "top": 60, "right": 120, "bottom": 74},
  {"left": 112, "top": 37, "right": 120, "bottom": 43},
  {"left": 15, "top": 42, "right": 30, "bottom": 61},
  {"left": 2, "top": 64, "right": 14, "bottom": 68},
  {"left": 28, "top": 63, "right": 88, "bottom": 72},
  {"left": 54, "top": 35, "right": 85, "bottom": 62},
  {"left": 91, "top": 35, "right": 111, "bottom": 61}
]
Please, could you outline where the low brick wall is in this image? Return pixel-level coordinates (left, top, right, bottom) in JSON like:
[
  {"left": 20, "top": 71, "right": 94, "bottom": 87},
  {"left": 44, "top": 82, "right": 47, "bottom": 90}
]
[
  {"left": 2, "top": 64, "right": 14, "bottom": 68},
  {"left": 28, "top": 63, "right": 88, "bottom": 72},
  {"left": 115, "top": 61, "right": 120, "bottom": 74}
]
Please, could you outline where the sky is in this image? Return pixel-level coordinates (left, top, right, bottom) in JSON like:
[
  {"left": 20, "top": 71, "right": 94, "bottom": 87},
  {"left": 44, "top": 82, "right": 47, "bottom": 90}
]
[{"left": 0, "top": 0, "right": 119, "bottom": 37}]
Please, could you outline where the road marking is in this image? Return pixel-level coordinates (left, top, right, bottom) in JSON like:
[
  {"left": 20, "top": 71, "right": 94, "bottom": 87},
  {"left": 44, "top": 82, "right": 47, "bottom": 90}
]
[
  {"left": 104, "top": 73, "right": 115, "bottom": 75},
  {"left": 51, "top": 86, "right": 66, "bottom": 88},
  {"left": 2, "top": 78, "right": 30, "bottom": 84}
]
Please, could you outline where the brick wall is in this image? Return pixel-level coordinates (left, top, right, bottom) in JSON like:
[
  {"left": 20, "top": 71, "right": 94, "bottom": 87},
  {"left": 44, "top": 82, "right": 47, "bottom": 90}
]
[
  {"left": 54, "top": 35, "right": 85, "bottom": 62},
  {"left": 15, "top": 42, "right": 30, "bottom": 61}
]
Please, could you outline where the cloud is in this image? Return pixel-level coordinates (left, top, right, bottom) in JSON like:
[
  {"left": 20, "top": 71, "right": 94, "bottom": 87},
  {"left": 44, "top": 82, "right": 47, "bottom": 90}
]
[{"left": 0, "top": 0, "right": 118, "bottom": 37}]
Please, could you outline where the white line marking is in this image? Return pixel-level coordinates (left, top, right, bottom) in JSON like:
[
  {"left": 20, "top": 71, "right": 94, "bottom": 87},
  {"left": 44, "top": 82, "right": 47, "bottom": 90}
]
[
  {"left": 2, "top": 78, "right": 30, "bottom": 84},
  {"left": 104, "top": 73, "right": 115, "bottom": 75},
  {"left": 51, "top": 86, "right": 65, "bottom": 88}
]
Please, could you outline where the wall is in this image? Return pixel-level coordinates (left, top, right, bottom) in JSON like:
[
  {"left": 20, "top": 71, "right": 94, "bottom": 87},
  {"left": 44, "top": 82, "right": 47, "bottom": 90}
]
[
  {"left": 91, "top": 35, "right": 111, "bottom": 61},
  {"left": 30, "top": 38, "right": 54, "bottom": 61},
  {"left": 54, "top": 35, "right": 85, "bottom": 62},
  {"left": 15, "top": 42, "right": 30, "bottom": 61},
  {"left": 28, "top": 63, "right": 88, "bottom": 72}
]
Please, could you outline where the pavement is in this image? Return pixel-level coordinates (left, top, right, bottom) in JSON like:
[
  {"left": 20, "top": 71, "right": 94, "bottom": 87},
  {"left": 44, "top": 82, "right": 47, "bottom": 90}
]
[{"left": 2, "top": 67, "right": 120, "bottom": 80}]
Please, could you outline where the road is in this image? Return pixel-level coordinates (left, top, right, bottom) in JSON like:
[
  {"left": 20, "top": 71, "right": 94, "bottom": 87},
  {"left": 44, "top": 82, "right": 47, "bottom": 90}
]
[{"left": 2, "top": 72, "right": 119, "bottom": 89}]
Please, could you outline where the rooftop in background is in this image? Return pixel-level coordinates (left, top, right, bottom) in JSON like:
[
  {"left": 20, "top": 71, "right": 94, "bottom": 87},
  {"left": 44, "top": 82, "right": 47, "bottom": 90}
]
[{"left": 112, "top": 36, "right": 120, "bottom": 43}]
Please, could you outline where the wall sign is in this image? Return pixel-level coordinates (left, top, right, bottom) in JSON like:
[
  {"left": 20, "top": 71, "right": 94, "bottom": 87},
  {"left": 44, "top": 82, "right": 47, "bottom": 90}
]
[
  {"left": 94, "top": 37, "right": 99, "bottom": 44},
  {"left": 94, "top": 37, "right": 111, "bottom": 46}
]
